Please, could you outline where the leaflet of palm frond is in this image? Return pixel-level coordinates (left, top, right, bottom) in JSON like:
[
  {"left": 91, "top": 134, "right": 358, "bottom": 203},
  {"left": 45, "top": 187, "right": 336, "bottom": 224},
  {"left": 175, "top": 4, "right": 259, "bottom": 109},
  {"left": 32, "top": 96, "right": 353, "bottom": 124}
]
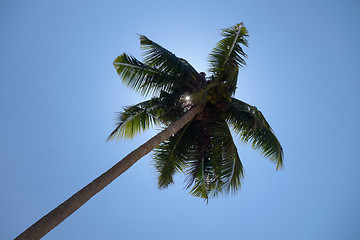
[
  {"left": 188, "top": 159, "right": 212, "bottom": 200},
  {"left": 206, "top": 142, "right": 225, "bottom": 198},
  {"left": 113, "top": 53, "right": 176, "bottom": 97},
  {"left": 207, "top": 117, "right": 244, "bottom": 194},
  {"left": 209, "top": 23, "right": 248, "bottom": 79},
  {"left": 139, "top": 35, "right": 200, "bottom": 90},
  {"left": 153, "top": 120, "right": 198, "bottom": 189},
  {"left": 188, "top": 151, "right": 224, "bottom": 199},
  {"left": 188, "top": 161, "right": 209, "bottom": 199},
  {"left": 226, "top": 98, "right": 283, "bottom": 169},
  {"left": 106, "top": 100, "right": 164, "bottom": 141},
  {"left": 184, "top": 127, "right": 210, "bottom": 189}
]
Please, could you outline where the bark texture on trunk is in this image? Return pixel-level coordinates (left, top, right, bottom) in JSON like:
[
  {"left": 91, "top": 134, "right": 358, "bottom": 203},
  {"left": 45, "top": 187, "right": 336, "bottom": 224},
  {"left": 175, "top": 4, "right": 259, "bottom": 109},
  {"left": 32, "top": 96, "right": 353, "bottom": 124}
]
[{"left": 15, "top": 106, "right": 202, "bottom": 240}]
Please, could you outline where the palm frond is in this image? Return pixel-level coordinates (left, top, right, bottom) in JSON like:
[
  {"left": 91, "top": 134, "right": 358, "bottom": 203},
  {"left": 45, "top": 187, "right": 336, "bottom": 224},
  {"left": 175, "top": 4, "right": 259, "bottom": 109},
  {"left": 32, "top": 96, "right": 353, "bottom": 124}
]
[
  {"left": 209, "top": 23, "right": 248, "bottom": 69},
  {"left": 209, "top": 23, "right": 249, "bottom": 93},
  {"left": 107, "top": 99, "right": 163, "bottom": 141},
  {"left": 113, "top": 53, "right": 175, "bottom": 97},
  {"left": 187, "top": 146, "right": 225, "bottom": 201},
  {"left": 226, "top": 98, "right": 283, "bottom": 169},
  {"left": 207, "top": 117, "right": 244, "bottom": 194},
  {"left": 224, "top": 65, "right": 239, "bottom": 95},
  {"left": 187, "top": 114, "right": 244, "bottom": 199},
  {"left": 140, "top": 35, "right": 200, "bottom": 83},
  {"left": 153, "top": 120, "right": 198, "bottom": 189},
  {"left": 188, "top": 160, "right": 211, "bottom": 200},
  {"left": 184, "top": 127, "right": 210, "bottom": 189}
]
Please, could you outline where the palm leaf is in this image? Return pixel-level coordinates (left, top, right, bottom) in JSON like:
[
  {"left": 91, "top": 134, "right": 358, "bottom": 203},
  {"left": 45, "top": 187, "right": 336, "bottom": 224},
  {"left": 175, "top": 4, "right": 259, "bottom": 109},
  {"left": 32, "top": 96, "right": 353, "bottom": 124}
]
[
  {"left": 209, "top": 23, "right": 248, "bottom": 69},
  {"left": 188, "top": 160, "right": 211, "bottom": 200},
  {"left": 139, "top": 35, "right": 202, "bottom": 90},
  {"left": 207, "top": 117, "right": 244, "bottom": 194},
  {"left": 209, "top": 23, "right": 249, "bottom": 93},
  {"left": 188, "top": 148, "right": 224, "bottom": 200},
  {"left": 140, "top": 35, "right": 199, "bottom": 76},
  {"left": 107, "top": 99, "right": 163, "bottom": 141},
  {"left": 184, "top": 124, "right": 210, "bottom": 190},
  {"left": 187, "top": 114, "right": 244, "bottom": 199},
  {"left": 113, "top": 53, "right": 175, "bottom": 97},
  {"left": 153, "top": 120, "right": 198, "bottom": 189},
  {"left": 226, "top": 98, "right": 283, "bottom": 169}
]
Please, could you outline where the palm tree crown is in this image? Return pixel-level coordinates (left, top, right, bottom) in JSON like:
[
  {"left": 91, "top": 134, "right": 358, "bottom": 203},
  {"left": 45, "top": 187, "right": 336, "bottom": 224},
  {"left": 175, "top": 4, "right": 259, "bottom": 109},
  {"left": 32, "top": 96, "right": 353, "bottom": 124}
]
[{"left": 108, "top": 22, "right": 283, "bottom": 200}]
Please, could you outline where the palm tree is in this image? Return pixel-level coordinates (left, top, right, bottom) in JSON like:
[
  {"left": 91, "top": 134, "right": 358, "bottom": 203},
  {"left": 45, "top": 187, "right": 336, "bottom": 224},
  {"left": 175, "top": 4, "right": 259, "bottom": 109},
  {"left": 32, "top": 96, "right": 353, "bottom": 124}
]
[{"left": 15, "top": 22, "right": 283, "bottom": 239}]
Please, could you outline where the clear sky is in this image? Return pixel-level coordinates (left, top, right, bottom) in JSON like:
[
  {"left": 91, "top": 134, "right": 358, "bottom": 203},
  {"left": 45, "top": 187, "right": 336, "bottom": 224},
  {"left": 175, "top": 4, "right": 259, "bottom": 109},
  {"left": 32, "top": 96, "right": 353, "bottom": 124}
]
[{"left": 1, "top": 0, "right": 360, "bottom": 239}]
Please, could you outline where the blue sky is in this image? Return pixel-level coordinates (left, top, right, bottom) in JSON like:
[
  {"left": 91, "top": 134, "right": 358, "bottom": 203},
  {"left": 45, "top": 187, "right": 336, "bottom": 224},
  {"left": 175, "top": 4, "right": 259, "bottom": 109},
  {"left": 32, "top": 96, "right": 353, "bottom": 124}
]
[{"left": 1, "top": 0, "right": 360, "bottom": 239}]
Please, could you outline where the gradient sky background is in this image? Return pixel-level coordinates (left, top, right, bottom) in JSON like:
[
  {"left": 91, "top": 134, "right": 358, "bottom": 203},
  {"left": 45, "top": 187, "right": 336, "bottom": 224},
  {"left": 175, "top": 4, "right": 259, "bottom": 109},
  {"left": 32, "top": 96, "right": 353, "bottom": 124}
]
[{"left": 1, "top": 0, "right": 360, "bottom": 239}]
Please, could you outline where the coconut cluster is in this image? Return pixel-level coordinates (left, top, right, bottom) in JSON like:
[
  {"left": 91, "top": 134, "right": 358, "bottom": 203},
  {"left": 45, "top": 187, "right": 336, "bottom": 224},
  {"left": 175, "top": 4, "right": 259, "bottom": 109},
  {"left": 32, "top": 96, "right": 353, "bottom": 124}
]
[{"left": 206, "top": 86, "right": 232, "bottom": 105}]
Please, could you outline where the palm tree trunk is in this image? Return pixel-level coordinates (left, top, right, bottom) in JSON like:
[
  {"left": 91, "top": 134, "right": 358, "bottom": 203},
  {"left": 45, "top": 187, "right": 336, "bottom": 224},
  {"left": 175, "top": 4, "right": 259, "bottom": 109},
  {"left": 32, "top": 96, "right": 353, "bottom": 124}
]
[{"left": 15, "top": 105, "right": 202, "bottom": 240}]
